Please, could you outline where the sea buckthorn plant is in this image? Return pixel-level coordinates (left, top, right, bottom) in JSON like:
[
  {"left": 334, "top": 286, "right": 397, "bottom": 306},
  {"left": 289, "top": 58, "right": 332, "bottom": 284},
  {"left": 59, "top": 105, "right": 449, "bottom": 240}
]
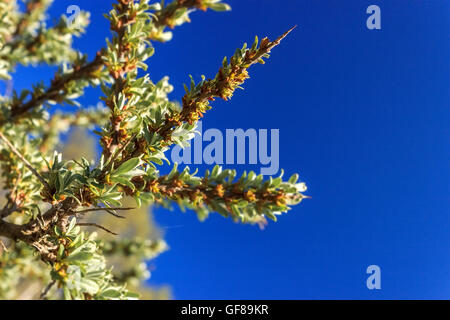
[{"left": 0, "top": 0, "right": 307, "bottom": 300}]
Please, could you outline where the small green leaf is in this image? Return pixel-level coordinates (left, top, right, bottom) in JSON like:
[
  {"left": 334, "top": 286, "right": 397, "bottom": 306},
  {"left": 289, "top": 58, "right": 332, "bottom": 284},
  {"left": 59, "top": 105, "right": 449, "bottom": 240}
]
[{"left": 111, "top": 157, "right": 141, "bottom": 177}]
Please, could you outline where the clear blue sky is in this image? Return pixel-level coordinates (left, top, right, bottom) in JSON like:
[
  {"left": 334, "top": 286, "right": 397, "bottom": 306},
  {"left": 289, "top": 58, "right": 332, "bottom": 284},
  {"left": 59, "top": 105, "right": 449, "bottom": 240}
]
[{"left": 12, "top": 0, "right": 450, "bottom": 299}]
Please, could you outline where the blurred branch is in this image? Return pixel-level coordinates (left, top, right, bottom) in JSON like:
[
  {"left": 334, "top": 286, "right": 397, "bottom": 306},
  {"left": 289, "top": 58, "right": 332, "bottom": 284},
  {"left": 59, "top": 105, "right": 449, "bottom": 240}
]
[{"left": 0, "top": 131, "right": 50, "bottom": 191}]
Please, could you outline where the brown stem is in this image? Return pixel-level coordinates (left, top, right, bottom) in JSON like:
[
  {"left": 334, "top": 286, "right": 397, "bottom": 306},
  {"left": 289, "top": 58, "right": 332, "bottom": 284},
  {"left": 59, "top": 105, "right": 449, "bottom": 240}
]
[
  {"left": 0, "top": 219, "right": 26, "bottom": 241},
  {"left": 0, "top": 198, "right": 76, "bottom": 262}
]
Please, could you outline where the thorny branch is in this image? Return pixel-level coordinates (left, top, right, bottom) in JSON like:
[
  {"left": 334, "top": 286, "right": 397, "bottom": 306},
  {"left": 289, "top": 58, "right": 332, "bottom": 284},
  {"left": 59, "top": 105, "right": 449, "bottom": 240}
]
[{"left": 0, "top": 0, "right": 306, "bottom": 301}]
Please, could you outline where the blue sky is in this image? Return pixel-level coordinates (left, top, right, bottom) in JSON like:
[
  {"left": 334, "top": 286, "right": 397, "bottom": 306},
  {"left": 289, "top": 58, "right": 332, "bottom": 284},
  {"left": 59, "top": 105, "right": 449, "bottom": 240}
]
[{"left": 11, "top": 0, "right": 450, "bottom": 299}]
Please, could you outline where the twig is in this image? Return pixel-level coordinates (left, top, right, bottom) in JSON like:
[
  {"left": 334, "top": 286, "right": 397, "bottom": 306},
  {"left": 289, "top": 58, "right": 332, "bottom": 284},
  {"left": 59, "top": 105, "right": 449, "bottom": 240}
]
[
  {"left": 76, "top": 206, "right": 135, "bottom": 219},
  {"left": 0, "top": 131, "right": 51, "bottom": 191},
  {"left": 2, "top": 52, "right": 104, "bottom": 125},
  {"left": 0, "top": 239, "right": 8, "bottom": 253},
  {"left": 75, "top": 207, "right": 135, "bottom": 213},
  {"left": 104, "top": 132, "right": 138, "bottom": 171},
  {"left": 103, "top": 209, "right": 126, "bottom": 219},
  {"left": 40, "top": 280, "right": 56, "bottom": 300},
  {"left": 77, "top": 223, "right": 118, "bottom": 235}
]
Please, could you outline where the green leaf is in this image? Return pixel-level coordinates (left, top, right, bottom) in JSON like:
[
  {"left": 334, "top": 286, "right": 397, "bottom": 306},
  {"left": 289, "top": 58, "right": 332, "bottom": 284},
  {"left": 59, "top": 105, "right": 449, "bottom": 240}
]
[
  {"left": 110, "top": 176, "right": 135, "bottom": 190},
  {"left": 209, "top": 3, "right": 231, "bottom": 12},
  {"left": 100, "top": 288, "right": 122, "bottom": 299},
  {"left": 111, "top": 157, "right": 141, "bottom": 177},
  {"left": 265, "top": 211, "right": 277, "bottom": 222},
  {"left": 79, "top": 278, "right": 100, "bottom": 295},
  {"left": 64, "top": 252, "right": 94, "bottom": 263}
]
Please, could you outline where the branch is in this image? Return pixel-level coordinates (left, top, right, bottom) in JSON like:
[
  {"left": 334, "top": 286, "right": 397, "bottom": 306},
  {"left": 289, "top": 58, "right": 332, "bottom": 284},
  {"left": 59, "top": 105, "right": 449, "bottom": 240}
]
[
  {"left": 0, "top": 131, "right": 51, "bottom": 191},
  {"left": 2, "top": 1, "right": 90, "bottom": 69},
  {"left": 0, "top": 218, "right": 24, "bottom": 241},
  {"left": 2, "top": 52, "right": 104, "bottom": 125},
  {"left": 0, "top": 198, "right": 77, "bottom": 261},
  {"left": 101, "top": 27, "right": 295, "bottom": 172},
  {"left": 7, "top": 0, "right": 49, "bottom": 50},
  {"left": 75, "top": 207, "right": 135, "bottom": 214},
  {"left": 0, "top": 204, "right": 19, "bottom": 219},
  {"left": 76, "top": 207, "right": 136, "bottom": 219},
  {"left": 120, "top": 165, "right": 306, "bottom": 223},
  {"left": 39, "top": 280, "right": 56, "bottom": 300},
  {"left": 154, "top": 27, "right": 296, "bottom": 146}
]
